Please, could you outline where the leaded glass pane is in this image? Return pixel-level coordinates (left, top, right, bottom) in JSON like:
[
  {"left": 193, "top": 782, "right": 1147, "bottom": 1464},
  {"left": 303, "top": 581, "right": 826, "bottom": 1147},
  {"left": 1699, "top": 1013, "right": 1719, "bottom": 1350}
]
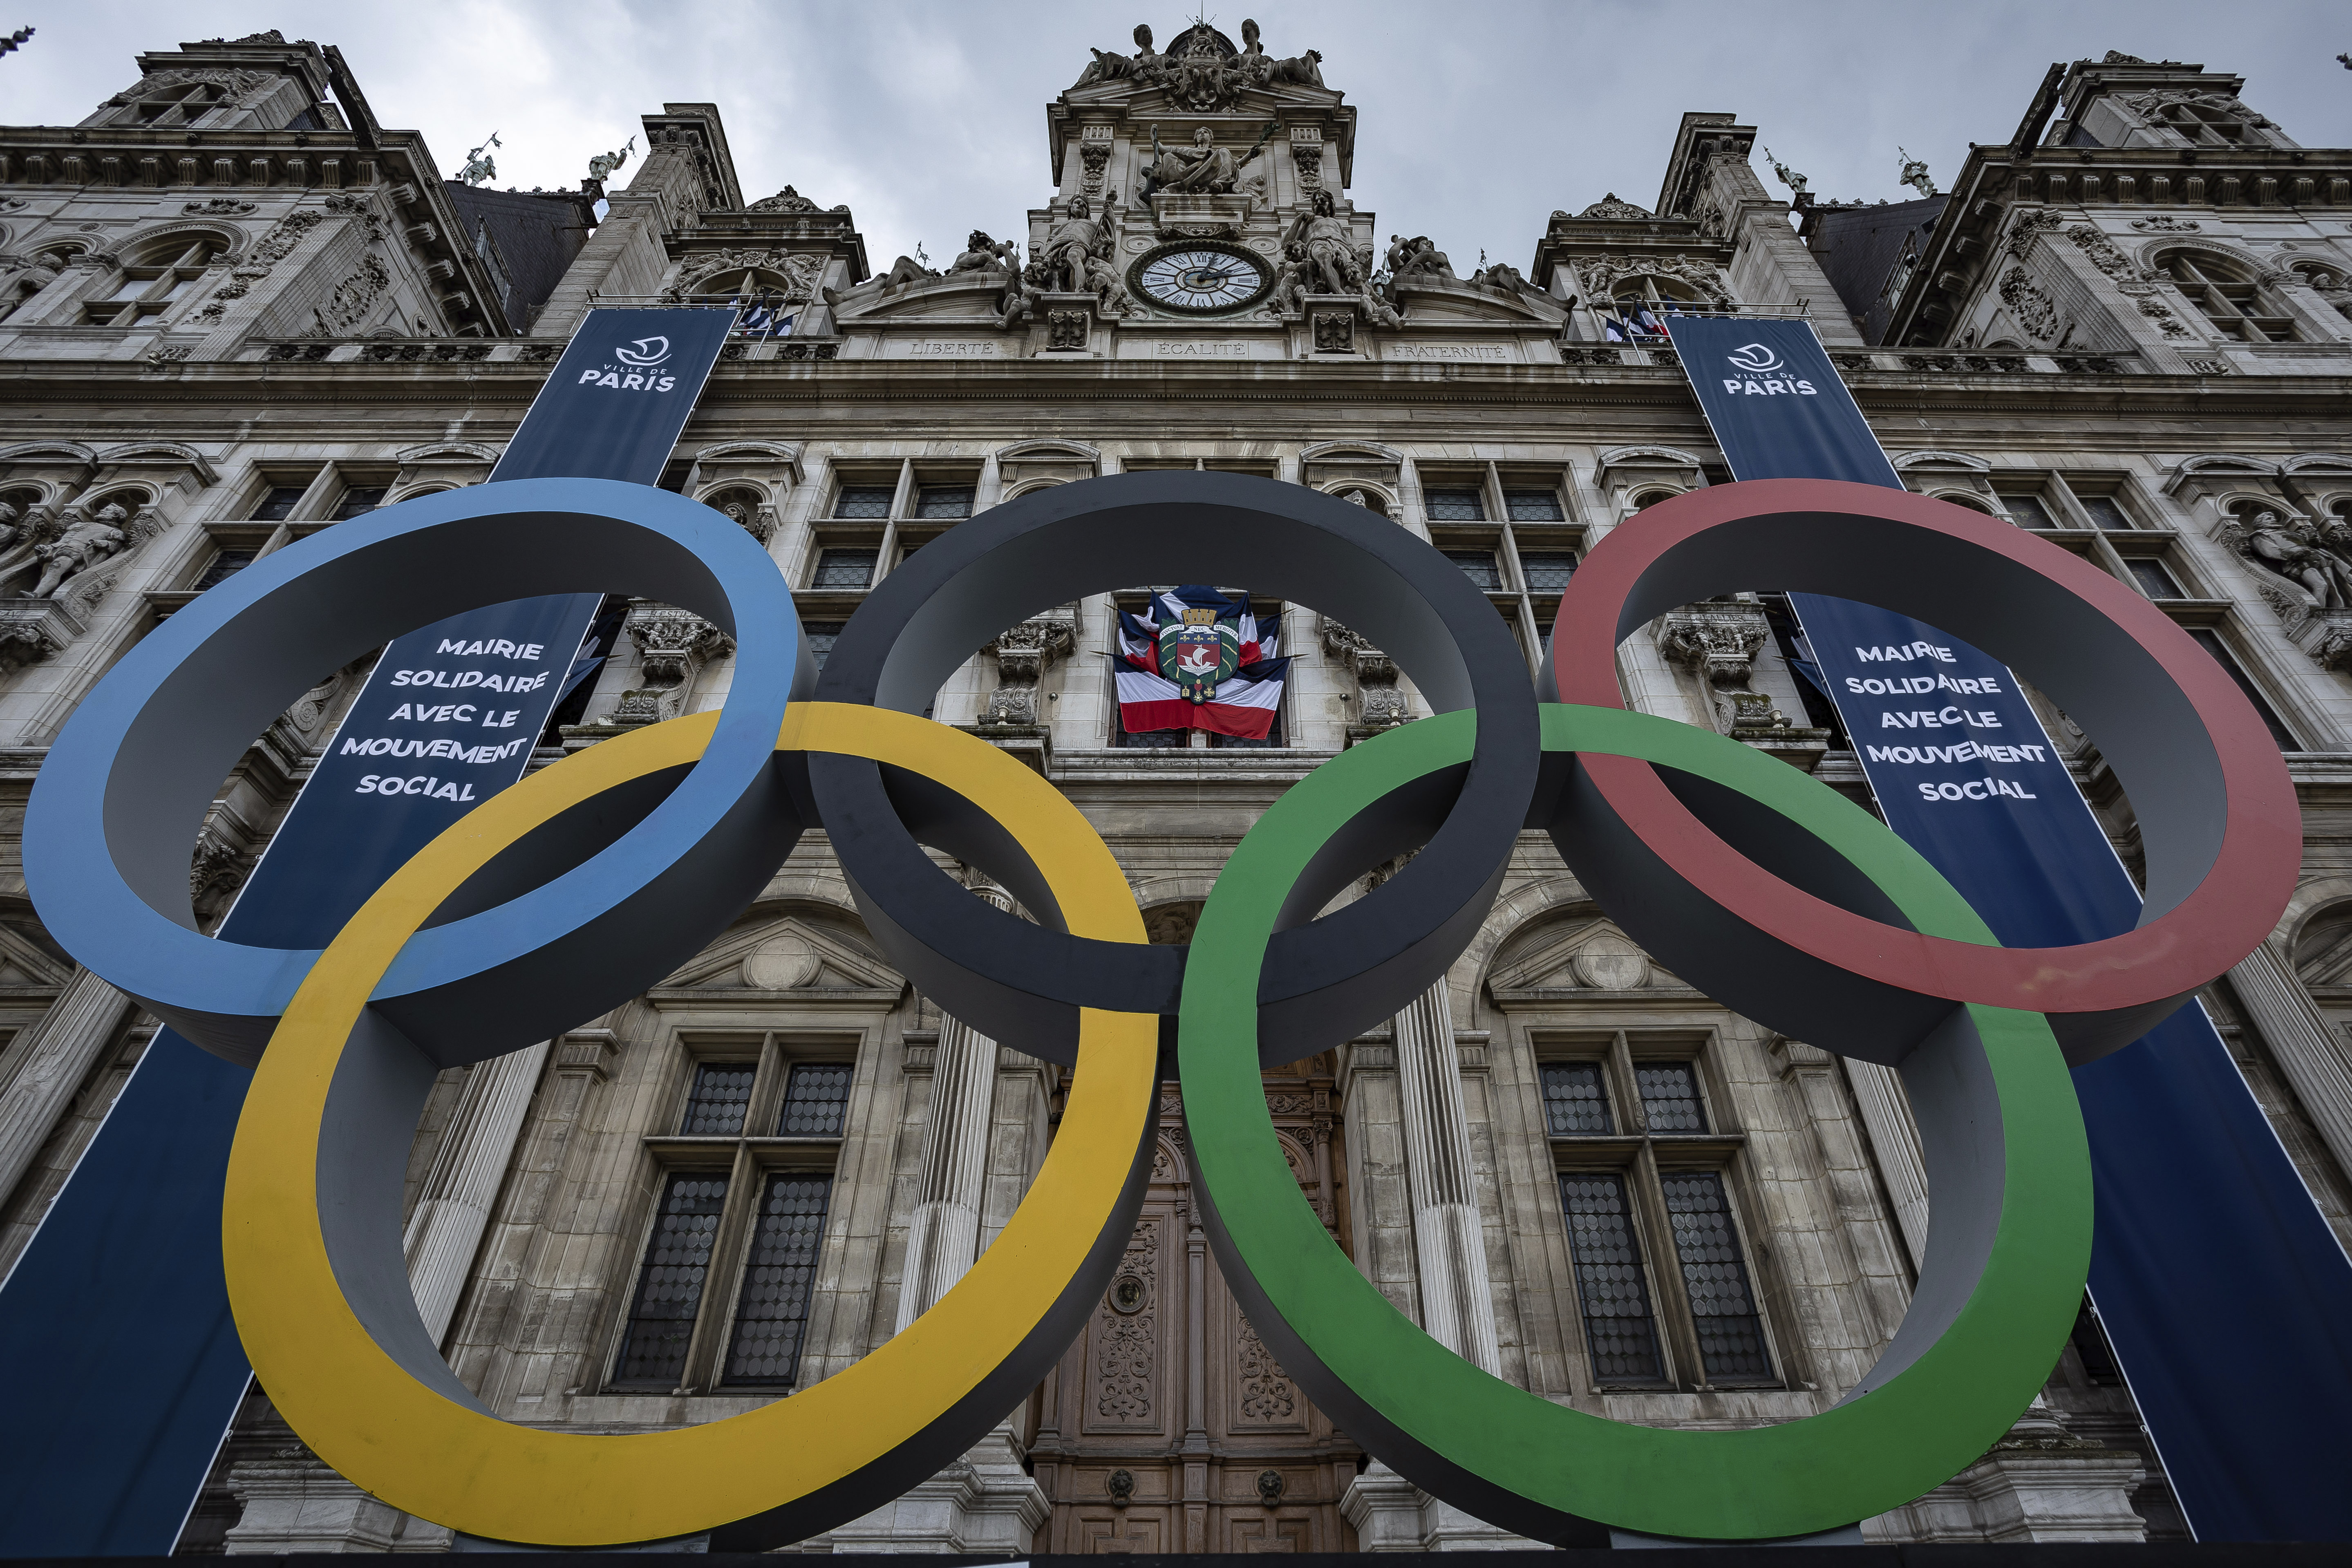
[
  {"left": 1660, "top": 1172, "right": 1772, "bottom": 1382},
  {"left": 1999, "top": 491, "right": 2057, "bottom": 529},
  {"left": 777, "top": 1062, "right": 852, "bottom": 1136},
  {"left": 1444, "top": 550, "right": 1500, "bottom": 589},
  {"left": 915, "top": 486, "right": 973, "bottom": 519},
  {"left": 613, "top": 1173, "right": 729, "bottom": 1385},
  {"left": 1559, "top": 1173, "right": 1664, "bottom": 1383},
  {"left": 832, "top": 486, "right": 893, "bottom": 518},
  {"left": 1636, "top": 1063, "right": 1706, "bottom": 1132},
  {"left": 2079, "top": 495, "right": 2135, "bottom": 532},
  {"left": 1504, "top": 488, "right": 1565, "bottom": 521},
  {"left": 680, "top": 1063, "right": 755, "bottom": 1135},
  {"left": 723, "top": 1173, "right": 832, "bottom": 1385},
  {"left": 250, "top": 485, "right": 307, "bottom": 522},
  {"left": 194, "top": 549, "right": 257, "bottom": 591},
  {"left": 1426, "top": 488, "right": 1485, "bottom": 521},
  {"left": 2128, "top": 559, "right": 2184, "bottom": 599},
  {"left": 333, "top": 486, "right": 387, "bottom": 519},
  {"left": 803, "top": 621, "right": 845, "bottom": 671},
  {"left": 1519, "top": 550, "right": 1577, "bottom": 591},
  {"left": 1540, "top": 1062, "right": 1613, "bottom": 1135},
  {"left": 811, "top": 548, "right": 877, "bottom": 589}
]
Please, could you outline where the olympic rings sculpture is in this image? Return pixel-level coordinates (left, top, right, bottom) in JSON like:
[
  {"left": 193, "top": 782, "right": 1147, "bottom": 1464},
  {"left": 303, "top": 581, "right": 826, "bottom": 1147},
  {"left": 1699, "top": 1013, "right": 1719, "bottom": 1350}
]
[{"left": 22, "top": 471, "right": 2296, "bottom": 1547}]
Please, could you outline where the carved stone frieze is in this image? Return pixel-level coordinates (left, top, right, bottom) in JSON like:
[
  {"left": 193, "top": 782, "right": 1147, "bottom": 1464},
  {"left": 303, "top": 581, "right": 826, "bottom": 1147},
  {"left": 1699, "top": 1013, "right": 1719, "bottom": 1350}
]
[
  {"left": 672, "top": 248, "right": 828, "bottom": 302},
  {"left": 1322, "top": 618, "right": 1405, "bottom": 734},
  {"left": 2005, "top": 208, "right": 2061, "bottom": 260},
  {"left": 604, "top": 604, "right": 734, "bottom": 727},
  {"left": 1999, "top": 268, "right": 2059, "bottom": 342},
  {"left": 1046, "top": 308, "right": 1089, "bottom": 351},
  {"left": 1311, "top": 307, "right": 1354, "bottom": 352},
  {"left": 0, "top": 596, "right": 87, "bottom": 674},
  {"left": 2130, "top": 215, "right": 2202, "bottom": 233},
  {"left": 1235, "top": 1314, "right": 1297, "bottom": 1423},
  {"left": 1577, "top": 193, "right": 1653, "bottom": 220}
]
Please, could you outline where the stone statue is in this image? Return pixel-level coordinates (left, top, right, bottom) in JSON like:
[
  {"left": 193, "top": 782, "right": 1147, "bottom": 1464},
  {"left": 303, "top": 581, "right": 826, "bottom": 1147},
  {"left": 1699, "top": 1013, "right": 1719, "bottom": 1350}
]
[
  {"left": 587, "top": 135, "right": 636, "bottom": 185},
  {"left": 1074, "top": 22, "right": 1161, "bottom": 88},
  {"left": 1282, "top": 188, "right": 1363, "bottom": 296},
  {"left": 998, "top": 256, "right": 1045, "bottom": 332},
  {"left": 1083, "top": 251, "right": 1135, "bottom": 318},
  {"left": 1897, "top": 146, "right": 1938, "bottom": 199},
  {"left": 1763, "top": 145, "right": 1807, "bottom": 196},
  {"left": 951, "top": 230, "right": 1016, "bottom": 275},
  {"left": 458, "top": 132, "right": 501, "bottom": 189},
  {"left": 1268, "top": 242, "right": 1311, "bottom": 315},
  {"left": 1237, "top": 18, "right": 1274, "bottom": 85},
  {"left": 0, "top": 498, "right": 20, "bottom": 553},
  {"left": 1266, "top": 49, "right": 1325, "bottom": 88},
  {"left": 1042, "top": 196, "right": 1110, "bottom": 294},
  {"left": 1143, "top": 122, "right": 1277, "bottom": 199},
  {"left": 30, "top": 503, "right": 128, "bottom": 600},
  {"left": 2230, "top": 509, "right": 2351, "bottom": 607},
  {"left": 1392, "top": 236, "right": 1456, "bottom": 283}
]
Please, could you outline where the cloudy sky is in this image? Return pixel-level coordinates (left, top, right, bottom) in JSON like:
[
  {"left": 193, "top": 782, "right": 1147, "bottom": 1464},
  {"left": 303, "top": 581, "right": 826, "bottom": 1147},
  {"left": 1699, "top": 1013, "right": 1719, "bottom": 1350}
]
[{"left": 8, "top": 2, "right": 2346, "bottom": 273}]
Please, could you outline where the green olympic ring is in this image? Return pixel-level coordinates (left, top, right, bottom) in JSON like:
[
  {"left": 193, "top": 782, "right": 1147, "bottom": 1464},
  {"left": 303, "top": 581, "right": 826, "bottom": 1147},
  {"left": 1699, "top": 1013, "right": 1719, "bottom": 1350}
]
[{"left": 1180, "top": 703, "right": 2091, "bottom": 1543}]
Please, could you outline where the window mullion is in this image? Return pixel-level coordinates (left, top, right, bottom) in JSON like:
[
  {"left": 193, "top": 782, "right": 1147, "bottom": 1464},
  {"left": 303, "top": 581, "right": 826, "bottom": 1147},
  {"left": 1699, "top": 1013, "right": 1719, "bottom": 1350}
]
[
  {"left": 1628, "top": 1139, "right": 1699, "bottom": 1388},
  {"left": 679, "top": 1140, "right": 763, "bottom": 1392}
]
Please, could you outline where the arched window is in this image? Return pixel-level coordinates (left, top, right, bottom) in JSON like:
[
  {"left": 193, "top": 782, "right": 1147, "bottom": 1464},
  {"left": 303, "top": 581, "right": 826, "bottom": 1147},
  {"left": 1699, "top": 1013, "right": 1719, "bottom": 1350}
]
[
  {"left": 1603, "top": 275, "right": 1709, "bottom": 341},
  {"left": 1934, "top": 492, "right": 1993, "bottom": 515},
  {"left": 83, "top": 237, "right": 226, "bottom": 327},
  {"left": 2160, "top": 251, "right": 2297, "bottom": 344},
  {"left": 1631, "top": 488, "right": 1678, "bottom": 511}
]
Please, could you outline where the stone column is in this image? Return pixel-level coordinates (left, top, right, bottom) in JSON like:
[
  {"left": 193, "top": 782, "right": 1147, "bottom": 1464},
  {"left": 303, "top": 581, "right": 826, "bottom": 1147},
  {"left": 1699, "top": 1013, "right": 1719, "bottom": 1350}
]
[
  {"left": 1844, "top": 1059, "right": 1930, "bottom": 1272},
  {"left": 1392, "top": 978, "right": 1501, "bottom": 1376},
  {"left": 2227, "top": 941, "right": 2352, "bottom": 1183},
  {"left": 811, "top": 880, "right": 1045, "bottom": 1553},
  {"left": 403, "top": 1042, "right": 550, "bottom": 1343},
  {"left": 0, "top": 967, "right": 134, "bottom": 1215}
]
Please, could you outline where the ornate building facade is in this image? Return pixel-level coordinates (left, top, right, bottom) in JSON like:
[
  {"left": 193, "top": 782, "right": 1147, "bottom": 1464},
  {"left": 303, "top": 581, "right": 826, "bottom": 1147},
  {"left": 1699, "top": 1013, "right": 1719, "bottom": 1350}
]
[{"left": 2, "top": 25, "right": 2350, "bottom": 1555}]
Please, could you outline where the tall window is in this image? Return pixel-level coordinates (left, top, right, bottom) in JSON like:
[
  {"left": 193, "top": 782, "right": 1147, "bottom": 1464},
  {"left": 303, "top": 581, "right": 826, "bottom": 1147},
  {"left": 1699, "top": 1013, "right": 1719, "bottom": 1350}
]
[
  {"left": 613, "top": 1040, "right": 854, "bottom": 1392},
  {"left": 83, "top": 239, "right": 224, "bottom": 327},
  {"left": 831, "top": 485, "right": 894, "bottom": 519},
  {"left": 2162, "top": 253, "right": 2297, "bottom": 344},
  {"left": 1421, "top": 472, "right": 1578, "bottom": 671},
  {"left": 810, "top": 548, "right": 878, "bottom": 589},
  {"left": 1545, "top": 1031, "right": 1775, "bottom": 1390},
  {"left": 914, "top": 485, "right": 973, "bottom": 519}
]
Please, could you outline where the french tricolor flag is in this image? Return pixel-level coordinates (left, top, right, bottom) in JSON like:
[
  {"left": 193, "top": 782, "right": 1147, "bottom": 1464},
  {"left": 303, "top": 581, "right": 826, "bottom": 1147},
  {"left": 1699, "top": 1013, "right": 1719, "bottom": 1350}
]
[{"left": 1113, "top": 586, "right": 1291, "bottom": 740}]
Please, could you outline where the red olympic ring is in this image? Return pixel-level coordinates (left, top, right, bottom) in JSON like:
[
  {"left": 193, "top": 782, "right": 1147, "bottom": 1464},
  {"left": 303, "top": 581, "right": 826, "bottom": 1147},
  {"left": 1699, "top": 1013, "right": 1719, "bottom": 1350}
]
[{"left": 1544, "top": 478, "right": 2300, "bottom": 1064}]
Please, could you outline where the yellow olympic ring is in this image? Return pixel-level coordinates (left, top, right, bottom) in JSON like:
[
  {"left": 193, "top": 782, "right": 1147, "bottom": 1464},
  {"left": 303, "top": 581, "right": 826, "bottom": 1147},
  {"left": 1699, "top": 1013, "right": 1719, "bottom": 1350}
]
[{"left": 224, "top": 704, "right": 1157, "bottom": 1547}]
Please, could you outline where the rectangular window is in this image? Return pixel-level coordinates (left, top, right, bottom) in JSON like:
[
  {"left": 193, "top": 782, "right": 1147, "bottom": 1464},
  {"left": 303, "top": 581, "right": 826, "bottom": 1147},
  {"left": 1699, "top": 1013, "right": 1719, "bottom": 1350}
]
[
  {"left": 811, "top": 548, "right": 878, "bottom": 589},
  {"left": 914, "top": 485, "right": 973, "bottom": 519},
  {"left": 2187, "top": 629, "right": 2299, "bottom": 750},
  {"left": 721, "top": 1173, "right": 832, "bottom": 1385},
  {"left": 680, "top": 1063, "right": 756, "bottom": 1136},
  {"left": 1541, "top": 1062, "right": 1614, "bottom": 1134},
  {"left": 1504, "top": 489, "right": 1566, "bottom": 522},
  {"left": 2126, "top": 559, "right": 2185, "bottom": 599},
  {"left": 1519, "top": 550, "right": 1578, "bottom": 591},
  {"left": 1659, "top": 1173, "right": 1772, "bottom": 1381},
  {"left": 832, "top": 486, "right": 894, "bottom": 519},
  {"left": 1426, "top": 488, "right": 1486, "bottom": 522},
  {"left": 1636, "top": 1063, "right": 1707, "bottom": 1132},
  {"left": 1998, "top": 491, "right": 2058, "bottom": 530},
  {"left": 1444, "top": 550, "right": 1501, "bottom": 589},
  {"left": 332, "top": 486, "right": 387, "bottom": 520},
  {"left": 193, "top": 549, "right": 257, "bottom": 591},
  {"left": 776, "top": 1062, "right": 853, "bottom": 1136},
  {"left": 802, "top": 621, "right": 845, "bottom": 671},
  {"left": 249, "top": 485, "right": 309, "bottom": 522},
  {"left": 613, "top": 1174, "right": 731, "bottom": 1386},
  {"left": 2078, "top": 495, "right": 2135, "bottom": 532},
  {"left": 1559, "top": 1173, "right": 1666, "bottom": 1384}
]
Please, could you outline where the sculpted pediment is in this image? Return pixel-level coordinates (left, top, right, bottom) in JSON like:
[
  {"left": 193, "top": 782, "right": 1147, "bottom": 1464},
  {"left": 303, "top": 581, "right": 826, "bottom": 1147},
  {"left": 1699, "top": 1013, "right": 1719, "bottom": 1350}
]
[
  {"left": 660, "top": 914, "right": 902, "bottom": 994},
  {"left": 1487, "top": 918, "right": 1687, "bottom": 998},
  {"left": 1391, "top": 278, "right": 1564, "bottom": 326},
  {"left": 832, "top": 273, "right": 1008, "bottom": 322}
]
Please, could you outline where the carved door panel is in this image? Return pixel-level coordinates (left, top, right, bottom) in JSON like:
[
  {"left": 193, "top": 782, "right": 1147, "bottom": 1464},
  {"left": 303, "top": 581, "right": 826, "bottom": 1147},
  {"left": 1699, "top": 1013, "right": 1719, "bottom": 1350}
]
[{"left": 1030, "top": 1067, "right": 1359, "bottom": 1554}]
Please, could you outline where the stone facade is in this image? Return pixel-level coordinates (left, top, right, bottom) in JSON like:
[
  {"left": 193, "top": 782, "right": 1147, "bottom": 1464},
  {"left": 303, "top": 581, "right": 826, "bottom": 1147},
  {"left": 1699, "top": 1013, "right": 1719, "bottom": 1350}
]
[{"left": 3, "top": 27, "right": 2350, "bottom": 1555}]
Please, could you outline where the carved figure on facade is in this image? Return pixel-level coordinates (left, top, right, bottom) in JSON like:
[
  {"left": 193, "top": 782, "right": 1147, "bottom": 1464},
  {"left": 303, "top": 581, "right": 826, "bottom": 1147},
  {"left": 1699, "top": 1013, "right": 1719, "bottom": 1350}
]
[
  {"left": 1072, "top": 23, "right": 1162, "bottom": 89},
  {"left": 311, "top": 252, "right": 391, "bottom": 337},
  {"left": 1388, "top": 236, "right": 1457, "bottom": 286},
  {"left": 998, "top": 256, "right": 1044, "bottom": 332},
  {"left": 457, "top": 134, "right": 501, "bottom": 190},
  {"left": 1082, "top": 251, "right": 1135, "bottom": 318},
  {"left": 1142, "top": 121, "right": 1277, "bottom": 199},
  {"left": 106, "top": 67, "right": 261, "bottom": 107},
  {"left": 675, "top": 248, "right": 827, "bottom": 303},
  {"left": 2005, "top": 208, "right": 2061, "bottom": 259},
  {"left": 1266, "top": 243, "right": 1311, "bottom": 316},
  {"left": 1999, "top": 268, "right": 2059, "bottom": 342},
  {"left": 604, "top": 604, "right": 734, "bottom": 727},
  {"left": 28, "top": 503, "right": 129, "bottom": 602},
  {"left": 1896, "top": 147, "right": 1938, "bottom": 199},
  {"left": 2116, "top": 87, "right": 2272, "bottom": 133},
  {"left": 2224, "top": 508, "right": 2352, "bottom": 609},
  {"left": 1656, "top": 602, "right": 1793, "bottom": 736},
  {"left": 947, "top": 230, "right": 1015, "bottom": 279},
  {"left": 1321, "top": 618, "right": 1406, "bottom": 732},
  {"left": 1046, "top": 308, "right": 1090, "bottom": 351},
  {"left": 1265, "top": 49, "right": 1326, "bottom": 89},
  {"left": 1042, "top": 197, "right": 1112, "bottom": 295},
  {"left": 1282, "top": 189, "right": 1363, "bottom": 297},
  {"left": 586, "top": 136, "right": 636, "bottom": 186},
  {"left": 746, "top": 186, "right": 846, "bottom": 215},
  {"left": 1762, "top": 147, "right": 1808, "bottom": 197},
  {"left": 981, "top": 616, "right": 1075, "bottom": 727}
]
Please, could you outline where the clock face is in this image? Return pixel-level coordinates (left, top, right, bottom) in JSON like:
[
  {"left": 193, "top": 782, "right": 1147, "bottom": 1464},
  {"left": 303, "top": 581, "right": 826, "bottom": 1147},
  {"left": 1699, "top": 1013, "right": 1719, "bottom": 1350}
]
[{"left": 1130, "top": 243, "right": 1271, "bottom": 314}]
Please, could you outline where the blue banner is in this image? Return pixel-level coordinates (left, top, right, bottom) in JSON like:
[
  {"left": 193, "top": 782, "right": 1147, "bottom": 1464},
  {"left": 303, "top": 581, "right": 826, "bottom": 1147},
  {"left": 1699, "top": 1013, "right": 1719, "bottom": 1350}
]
[
  {"left": 0, "top": 309, "right": 735, "bottom": 1554},
  {"left": 1668, "top": 312, "right": 2352, "bottom": 1541}
]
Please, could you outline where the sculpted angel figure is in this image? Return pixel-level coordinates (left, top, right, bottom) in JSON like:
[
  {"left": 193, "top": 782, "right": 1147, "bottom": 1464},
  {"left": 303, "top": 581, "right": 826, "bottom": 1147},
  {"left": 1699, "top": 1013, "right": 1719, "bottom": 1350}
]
[
  {"left": 1282, "top": 188, "right": 1364, "bottom": 297},
  {"left": 31, "top": 502, "right": 129, "bottom": 601},
  {"left": 1267, "top": 242, "right": 1311, "bottom": 315},
  {"left": 998, "top": 256, "right": 1045, "bottom": 332},
  {"left": 1074, "top": 22, "right": 1162, "bottom": 88},
  {"left": 1083, "top": 251, "right": 1134, "bottom": 318},
  {"left": 1042, "top": 197, "right": 1110, "bottom": 294}
]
